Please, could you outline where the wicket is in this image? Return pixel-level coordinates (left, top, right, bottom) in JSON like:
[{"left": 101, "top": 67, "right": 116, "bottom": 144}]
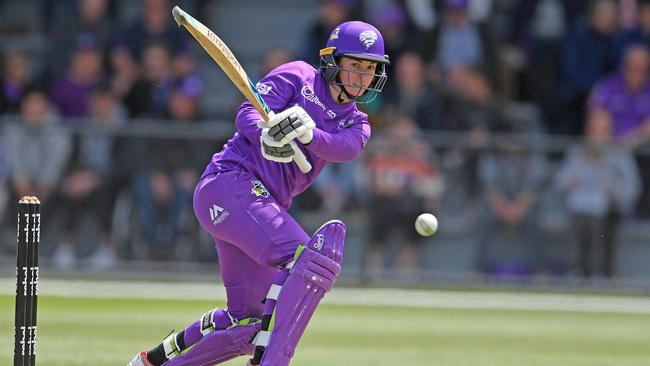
[{"left": 14, "top": 196, "right": 41, "bottom": 366}]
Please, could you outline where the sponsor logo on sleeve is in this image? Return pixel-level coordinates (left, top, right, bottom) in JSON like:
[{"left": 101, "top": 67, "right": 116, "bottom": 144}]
[{"left": 251, "top": 180, "right": 270, "bottom": 198}]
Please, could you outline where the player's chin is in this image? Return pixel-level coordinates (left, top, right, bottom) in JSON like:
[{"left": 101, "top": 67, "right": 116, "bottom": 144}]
[{"left": 344, "top": 86, "right": 365, "bottom": 98}]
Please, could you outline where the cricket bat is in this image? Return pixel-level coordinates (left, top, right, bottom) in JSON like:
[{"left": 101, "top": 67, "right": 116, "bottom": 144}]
[{"left": 171, "top": 6, "right": 312, "bottom": 173}]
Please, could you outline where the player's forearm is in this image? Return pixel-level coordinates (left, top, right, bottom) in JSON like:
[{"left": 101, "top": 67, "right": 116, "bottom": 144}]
[
  {"left": 235, "top": 103, "right": 264, "bottom": 147},
  {"left": 304, "top": 128, "right": 365, "bottom": 162}
]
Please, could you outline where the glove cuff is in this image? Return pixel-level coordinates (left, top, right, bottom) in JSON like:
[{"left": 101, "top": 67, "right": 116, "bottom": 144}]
[{"left": 297, "top": 130, "right": 313, "bottom": 145}]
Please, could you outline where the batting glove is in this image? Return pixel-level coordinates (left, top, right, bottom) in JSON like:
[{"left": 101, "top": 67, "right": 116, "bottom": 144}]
[
  {"left": 258, "top": 106, "right": 315, "bottom": 145},
  {"left": 260, "top": 128, "right": 295, "bottom": 163}
]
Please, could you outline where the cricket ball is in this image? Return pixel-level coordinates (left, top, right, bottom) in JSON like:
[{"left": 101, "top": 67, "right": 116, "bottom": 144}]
[{"left": 415, "top": 213, "right": 438, "bottom": 237}]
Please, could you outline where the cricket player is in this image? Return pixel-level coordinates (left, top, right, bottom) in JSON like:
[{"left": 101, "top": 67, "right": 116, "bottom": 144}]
[{"left": 128, "top": 20, "right": 389, "bottom": 366}]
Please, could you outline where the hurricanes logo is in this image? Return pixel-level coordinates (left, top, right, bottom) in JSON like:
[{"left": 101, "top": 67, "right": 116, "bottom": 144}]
[
  {"left": 337, "top": 119, "right": 354, "bottom": 130},
  {"left": 251, "top": 180, "right": 269, "bottom": 198},
  {"left": 359, "top": 30, "right": 378, "bottom": 49},
  {"left": 255, "top": 82, "right": 272, "bottom": 95},
  {"left": 329, "top": 27, "right": 340, "bottom": 41}
]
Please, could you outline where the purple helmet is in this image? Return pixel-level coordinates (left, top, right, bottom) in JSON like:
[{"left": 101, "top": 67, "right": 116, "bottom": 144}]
[{"left": 319, "top": 21, "right": 390, "bottom": 104}]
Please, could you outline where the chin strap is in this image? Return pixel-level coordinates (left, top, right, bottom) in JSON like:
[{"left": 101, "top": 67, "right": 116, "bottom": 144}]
[
  {"left": 334, "top": 73, "right": 359, "bottom": 103},
  {"left": 337, "top": 89, "right": 345, "bottom": 103}
]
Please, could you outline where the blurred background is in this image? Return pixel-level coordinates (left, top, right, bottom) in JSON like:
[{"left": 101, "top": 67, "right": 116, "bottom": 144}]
[{"left": 1, "top": 0, "right": 650, "bottom": 292}]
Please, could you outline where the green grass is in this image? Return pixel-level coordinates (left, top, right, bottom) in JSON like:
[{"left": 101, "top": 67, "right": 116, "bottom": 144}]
[{"left": 2, "top": 295, "right": 650, "bottom": 366}]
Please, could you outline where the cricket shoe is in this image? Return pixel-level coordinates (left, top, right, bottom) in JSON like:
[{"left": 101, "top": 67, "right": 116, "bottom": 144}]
[{"left": 127, "top": 350, "right": 154, "bottom": 366}]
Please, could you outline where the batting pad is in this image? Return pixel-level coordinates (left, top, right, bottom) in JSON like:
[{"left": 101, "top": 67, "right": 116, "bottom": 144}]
[
  {"left": 257, "top": 220, "right": 345, "bottom": 366},
  {"left": 164, "top": 320, "right": 260, "bottom": 366}
]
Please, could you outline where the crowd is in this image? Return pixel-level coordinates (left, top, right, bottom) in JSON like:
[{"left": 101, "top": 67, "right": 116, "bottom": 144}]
[{"left": 0, "top": 0, "right": 649, "bottom": 281}]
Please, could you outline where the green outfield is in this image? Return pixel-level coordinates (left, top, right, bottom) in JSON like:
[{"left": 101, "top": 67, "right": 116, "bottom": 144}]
[{"left": 3, "top": 293, "right": 650, "bottom": 366}]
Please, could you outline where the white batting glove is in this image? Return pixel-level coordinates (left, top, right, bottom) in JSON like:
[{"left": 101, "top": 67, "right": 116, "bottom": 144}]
[
  {"left": 260, "top": 128, "right": 295, "bottom": 163},
  {"left": 257, "top": 106, "right": 315, "bottom": 145}
]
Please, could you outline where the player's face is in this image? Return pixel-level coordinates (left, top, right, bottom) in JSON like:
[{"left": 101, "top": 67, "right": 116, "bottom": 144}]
[{"left": 338, "top": 57, "right": 378, "bottom": 97}]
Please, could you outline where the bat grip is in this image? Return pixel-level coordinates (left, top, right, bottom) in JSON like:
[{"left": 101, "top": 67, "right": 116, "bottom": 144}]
[
  {"left": 291, "top": 142, "right": 312, "bottom": 173},
  {"left": 264, "top": 111, "right": 312, "bottom": 173}
]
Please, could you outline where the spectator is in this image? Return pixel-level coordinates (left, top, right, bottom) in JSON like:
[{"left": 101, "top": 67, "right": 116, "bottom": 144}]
[
  {"left": 49, "top": 40, "right": 104, "bottom": 120},
  {"left": 476, "top": 132, "right": 548, "bottom": 276},
  {"left": 445, "top": 67, "right": 506, "bottom": 134},
  {"left": 363, "top": 114, "right": 444, "bottom": 278},
  {"left": 37, "top": 0, "right": 78, "bottom": 32},
  {"left": 3, "top": 89, "right": 71, "bottom": 262},
  {"left": 261, "top": 47, "right": 293, "bottom": 76},
  {"left": 301, "top": 0, "right": 353, "bottom": 66},
  {"left": 3, "top": 88, "right": 71, "bottom": 204},
  {"left": 129, "top": 84, "right": 207, "bottom": 261},
  {"left": 123, "top": 42, "right": 174, "bottom": 119},
  {"left": 435, "top": 68, "right": 504, "bottom": 201},
  {"left": 109, "top": 45, "right": 141, "bottom": 99},
  {"left": 0, "top": 49, "right": 33, "bottom": 116},
  {"left": 115, "top": 0, "right": 188, "bottom": 61},
  {"left": 366, "top": 2, "right": 414, "bottom": 68},
  {"left": 419, "top": 0, "right": 497, "bottom": 82},
  {"left": 590, "top": 44, "right": 650, "bottom": 218},
  {"left": 555, "top": 0, "right": 618, "bottom": 135},
  {"left": 382, "top": 51, "right": 443, "bottom": 131},
  {"left": 501, "top": 0, "right": 573, "bottom": 105},
  {"left": 555, "top": 113, "right": 640, "bottom": 278},
  {"left": 589, "top": 44, "right": 650, "bottom": 145},
  {"left": 167, "top": 84, "right": 201, "bottom": 121},
  {"left": 310, "top": 162, "right": 360, "bottom": 215},
  {"left": 615, "top": 0, "right": 650, "bottom": 64},
  {"left": 53, "top": 85, "right": 127, "bottom": 269},
  {"left": 49, "top": 0, "right": 115, "bottom": 75}
]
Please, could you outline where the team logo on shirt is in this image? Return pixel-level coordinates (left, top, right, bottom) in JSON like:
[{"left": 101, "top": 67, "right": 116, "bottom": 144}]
[
  {"left": 337, "top": 119, "right": 354, "bottom": 130},
  {"left": 359, "top": 30, "right": 378, "bottom": 49},
  {"left": 255, "top": 82, "right": 272, "bottom": 95},
  {"left": 209, "top": 204, "right": 230, "bottom": 225},
  {"left": 251, "top": 180, "right": 269, "bottom": 198}
]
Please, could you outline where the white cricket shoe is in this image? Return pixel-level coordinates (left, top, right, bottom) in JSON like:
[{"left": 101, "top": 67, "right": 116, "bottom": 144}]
[{"left": 127, "top": 350, "right": 154, "bottom": 366}]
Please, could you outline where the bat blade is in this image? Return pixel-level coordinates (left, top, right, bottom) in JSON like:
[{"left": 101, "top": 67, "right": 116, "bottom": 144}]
[{"left": 172, "top": 6, "right": 311, "bottom": 173}]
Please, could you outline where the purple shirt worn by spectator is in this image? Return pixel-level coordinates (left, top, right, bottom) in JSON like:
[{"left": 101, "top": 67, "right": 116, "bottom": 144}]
[
  {"left": 49, "top": 76, "right": 96, "bottom": 119},
  {"left": 589, "top": 73, "right": 650, "bottom": 137},
  {"left": 202, "top": 60, "right": 371, "bottom": 208}
]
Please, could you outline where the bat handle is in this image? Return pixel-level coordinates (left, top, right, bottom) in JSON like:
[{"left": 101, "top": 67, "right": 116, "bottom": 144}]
[
  {"left": 291, "top": 142, "right": 312, "bottom": 173},
  {"left": 264, "top": 111, "right": 311, "bottom": 173}
]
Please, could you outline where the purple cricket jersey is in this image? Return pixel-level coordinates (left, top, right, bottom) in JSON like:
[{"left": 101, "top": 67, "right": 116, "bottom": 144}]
[
  {"left": 157, "top": 21, "right": 388, "bottom": 366},
  {"left": 202, "top": 61, "right": 371, "bottom": 208},
  {"left": 589, "top": 73, "right": 650, "bottom": 137}
]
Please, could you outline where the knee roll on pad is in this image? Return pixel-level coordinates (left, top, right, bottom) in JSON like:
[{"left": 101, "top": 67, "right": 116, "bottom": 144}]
[
  {"left": 302, "top": 219, "right": 346, "bottom": 264},
  {"left": 199, "top": 308, "right": 235, "bottom": 336}
]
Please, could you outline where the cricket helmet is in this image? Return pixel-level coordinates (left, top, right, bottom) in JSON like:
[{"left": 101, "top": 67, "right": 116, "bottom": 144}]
[{"left": 319, "top": 21, "right": 390, "bottom": 104}]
